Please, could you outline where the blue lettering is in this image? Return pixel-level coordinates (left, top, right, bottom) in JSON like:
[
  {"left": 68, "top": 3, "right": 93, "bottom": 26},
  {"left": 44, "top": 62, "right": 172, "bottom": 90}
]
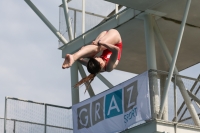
[
  {"left": 124, "top": 107, "right": 137, "bottom": 123},
  {"left": 124, "top": 115, "right": 128, "bottom": 123}
]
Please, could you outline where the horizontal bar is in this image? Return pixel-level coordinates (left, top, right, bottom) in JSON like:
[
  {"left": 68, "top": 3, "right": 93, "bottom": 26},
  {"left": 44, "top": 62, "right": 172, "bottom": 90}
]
[
  {"left": 68, "top": 7, "right": 108, "bottom": 19},
  {"left": 6, "top": 97, "right": 45, "bottom": 105},
  {"left": 5, "top": 118, "right": 73, "bottom": 130},
  {"left": 179, "top": 113, "right": 200, "bottom": 122},
  {"left": 45, "top": 104, "right": 71, "bottom": 109},
  {"left": 6, "top": 97, "right": 72, "bottom": 109},
  {"left": 149, "top": 69, "right": 200, "bottom": 82}
]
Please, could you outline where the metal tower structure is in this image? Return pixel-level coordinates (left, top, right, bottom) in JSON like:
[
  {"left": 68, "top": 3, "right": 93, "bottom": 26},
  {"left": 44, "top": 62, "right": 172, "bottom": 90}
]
[{"left": 24, "top": 0, "right": 200, "bottom": 132}]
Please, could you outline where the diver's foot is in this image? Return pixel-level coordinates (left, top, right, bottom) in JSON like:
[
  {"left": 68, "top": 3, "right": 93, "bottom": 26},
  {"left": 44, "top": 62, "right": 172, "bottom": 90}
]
[{"left": 62, "top": 54, "right": 75, "bottom": 69}]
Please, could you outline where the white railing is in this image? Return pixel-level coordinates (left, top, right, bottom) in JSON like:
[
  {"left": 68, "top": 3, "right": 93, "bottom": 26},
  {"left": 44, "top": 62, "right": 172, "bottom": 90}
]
[{"left": 4, "top": 97, "right": 72, "bottom": 133}]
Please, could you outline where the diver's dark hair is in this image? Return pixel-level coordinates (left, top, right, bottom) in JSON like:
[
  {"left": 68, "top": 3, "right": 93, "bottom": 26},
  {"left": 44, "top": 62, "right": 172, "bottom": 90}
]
[
  {"left": 74, "top": 58, "right": 101, "bottom": 92},
  {"left": 87, "top": 58, "right": 101, "bottom": 74}
]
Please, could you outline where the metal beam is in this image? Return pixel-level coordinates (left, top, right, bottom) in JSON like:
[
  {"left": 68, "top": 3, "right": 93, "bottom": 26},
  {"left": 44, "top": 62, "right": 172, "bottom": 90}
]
[
  {"left": 24, "top": 0, "right": 68, "bottom": 45},
  {"left": 187, "top": 90, "right": 200, "bottom": 106},
  {"left": 143, "top": 14, "right": 159, "bottom": 119},
  {"left": 77, "top": 63, "right": 95, "bottom": 97},
  {"left": 115, "top": 4, "right": 119, "bottom": 14},
  {"left": 96, "top": 74, "right": 114, "bottom": 88},
  {"left": 160, "top": 75, "right": 168, "bottom": 120},
  {"left": 4, "top": 97, "right": 7, "bottom": 133},
  {"left": 71, "top": 62, "right": 79, "bottom": 105},
  {"left": 68, "top": 7, "right": 108, "bottom": 19},
  {"left": 62, "top": 0, "right": 74, "bottom": 41},
  {"left": 82, "top": 0, "right": 85, "bottom": 33}
]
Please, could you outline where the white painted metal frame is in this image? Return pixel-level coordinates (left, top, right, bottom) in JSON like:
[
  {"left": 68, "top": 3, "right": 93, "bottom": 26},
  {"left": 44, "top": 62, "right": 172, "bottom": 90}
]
[
  {"left": 153, "top": 0, "right": 200, "bottom": 126},
  {"left": 62, "top": 0, "right": 74, "bottom": 41},
  {"left": 158, "top": 0, "right": 192, "bottom": 119},
  {"left": 4, "top": 97, "right": 72, "bottom": 133},
  {"left": 153, "top": 19, "right": 200, "bottom": 125},
  {"left": 24, "top": 0, "right": 68, "bottom": 45},
  {"left": 187, "top": 90, "right": 200, "bottom": 106},
  {"left": 96, "top": 74, "right": 114, "bottom": 88},
  {"left": 143, "top": 14, "right": 159, "bottom": 119},
  {"left": 68, "top": 7, "right": 108, "bottom": 19},
  {"left": 70, "top": 62, "right": 79, "bottom": 104},
  {"left": 115, "top": 4, "right": 119, "bottom": 14},
  {"left": 82, "top": 0, "right": 85, "bottom": 33}
]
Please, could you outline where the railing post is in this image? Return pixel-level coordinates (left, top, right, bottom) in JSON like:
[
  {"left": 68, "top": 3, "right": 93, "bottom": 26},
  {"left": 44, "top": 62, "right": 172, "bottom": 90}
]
[
  {"left": 13, "top": 120, "right": 16, "bottom": 133},
  {"left": 4, "top": 97, "right": 7, "bottom": 133},
  {"left": 44, "top": 104, "right": 47, "bottom": 133},
  {"left": 174, "top": 75, "right": 177, "bottom": 122},
  {"left": 160, "top": 74, "right": 168, "bottom": 120},
  {"left": 174, "top": 75, "right": 177, "bottom": 133},
  {"left": 74, "top": 10, "right": 76, "bottom": 38},
  {"left": 82, "top": 0, "right": 85, "bottom": 33}
]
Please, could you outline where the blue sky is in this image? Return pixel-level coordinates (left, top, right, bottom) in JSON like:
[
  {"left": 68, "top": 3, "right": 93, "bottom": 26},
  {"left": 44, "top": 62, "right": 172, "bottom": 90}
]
[{"left": 0, "top": 0, "right": 199, "bottom": 117}]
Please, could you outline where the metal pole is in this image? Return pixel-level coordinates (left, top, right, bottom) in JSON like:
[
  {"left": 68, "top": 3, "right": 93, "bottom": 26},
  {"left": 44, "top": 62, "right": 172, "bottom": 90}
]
[
  {"left": 44, "top": 104, "right": 47, "bottom": 133},
  {"left": 24, "top": 0, "right": 68, "bottom": 44},
  {"left": 13, "top": 120, "right": 16, "bottom": 133},
  {"left": 187, "top": 90, "right": 200, "bottom": 105},
  {"left": 62, "top": 0, "right": 74, "bottom": 41},
  {"left": 96, "top": 74, "right": 114, "bottom": 88},
  {"left": 174, "top": 75, "right": 177, "bottom": 133},
  {"left": 174, "top": 75, "right": 177, "bottom": 122},
  {"left": 153, "top": 18, "right": 200, "bottom": 125},
  {"left": 77, "top": 63, "right": 95, "bottom": 97},
  {"left": 160, "top": 75, "right": 168, "bottom": 120},
  {"left": 71, "top": 62, "right": 79, "bottom": 105},
  {"left": 74, "top": 11, "right": 76, "bottom": 38},
  {"left": 82, "top": 0, "right": 85, "bottom": 33},
  {"left": 4, "top": 97, "right": 7, "bottom": 133},
  {"left": 157, "top": 1, "right": 200, "bottom": 126},
  {"left": 143, "top": 14, "right": 159, "bottom": 119},
  {"left": 115, "top": 4, "right": 119, "bottom": 14}
]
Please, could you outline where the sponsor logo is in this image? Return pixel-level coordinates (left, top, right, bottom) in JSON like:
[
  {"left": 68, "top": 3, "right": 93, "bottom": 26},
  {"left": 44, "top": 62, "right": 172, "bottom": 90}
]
[{"left": 77, "top": 80, "right": 138, "bottom": 129}]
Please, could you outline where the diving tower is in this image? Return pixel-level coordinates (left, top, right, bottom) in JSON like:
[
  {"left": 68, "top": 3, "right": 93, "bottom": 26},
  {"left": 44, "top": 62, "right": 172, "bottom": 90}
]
[{"left": 23, "top": 0, "right": 200, "bottom": 133}]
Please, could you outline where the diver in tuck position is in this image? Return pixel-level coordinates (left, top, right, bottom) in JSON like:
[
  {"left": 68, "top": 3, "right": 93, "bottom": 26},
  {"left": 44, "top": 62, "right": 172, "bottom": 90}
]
[{"left": 62, "top": 29, "right": 123, "bottom": 88}]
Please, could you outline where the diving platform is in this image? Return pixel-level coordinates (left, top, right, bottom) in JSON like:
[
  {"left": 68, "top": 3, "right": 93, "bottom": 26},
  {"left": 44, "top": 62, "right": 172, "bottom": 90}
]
[{"left": 59, "top": 0, "right": 200, "bottom": 74}]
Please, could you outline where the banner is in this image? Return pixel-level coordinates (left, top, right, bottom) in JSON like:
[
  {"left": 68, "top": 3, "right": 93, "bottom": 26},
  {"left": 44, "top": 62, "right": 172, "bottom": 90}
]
[{"left": 72, "top": 71, "right": 151, "bottom": 133}]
